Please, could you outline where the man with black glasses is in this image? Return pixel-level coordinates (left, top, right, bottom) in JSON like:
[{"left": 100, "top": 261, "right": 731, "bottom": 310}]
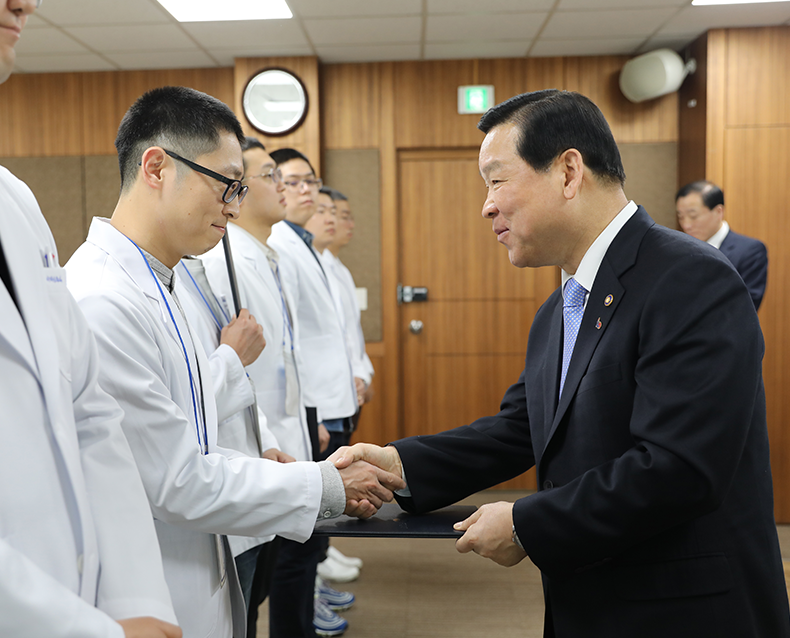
[{"left": 64, "top": 87, "right": 404, "bottom": 638}]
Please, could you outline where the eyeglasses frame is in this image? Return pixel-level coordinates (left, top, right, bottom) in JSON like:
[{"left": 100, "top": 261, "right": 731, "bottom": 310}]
[{"left": 164, "top": 149, "right": 248, "bottom": 205}]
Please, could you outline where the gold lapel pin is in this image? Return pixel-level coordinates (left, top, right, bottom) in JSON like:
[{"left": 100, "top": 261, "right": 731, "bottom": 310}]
[{"left": 604, "top": 294, "right": 614, "bottom": 306}]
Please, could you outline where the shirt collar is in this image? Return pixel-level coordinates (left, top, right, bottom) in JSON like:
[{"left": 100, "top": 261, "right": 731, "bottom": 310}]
[
  {"left": 141, "top": 248, "right": 175, "bottom": 293},
  {"left": 707, "top": 220, "right": 729, "bottom": 249},
  {"left": 285, "top": 220, "right": 314, "bottom": 247},
  {"left": 561, "top": 200, "right": 638, "bottom": 296}
]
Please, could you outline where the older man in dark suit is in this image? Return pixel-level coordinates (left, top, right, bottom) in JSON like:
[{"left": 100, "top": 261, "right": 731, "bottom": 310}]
[
  {"left": 332, "top": 90, "right": 790, "bottom": 638},
  {"left": 676, "top": 180, "right": 768, "bottom": 310}
]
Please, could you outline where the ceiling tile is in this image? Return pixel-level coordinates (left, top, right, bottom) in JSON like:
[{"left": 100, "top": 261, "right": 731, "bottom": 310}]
[
  {"left": 291, "top": 0, "right": 422, "bottom": 18},
  {"left": 315, "top": 44, "right": 421, "bottom": 64},
  {"left": 182, "top": 19, "right": 309, "bottom": 49},
  {"left": 530, "top": 37, "right": 644, "bottom": 57},
  {"left": 660, "top": 4, "right": 790, "bottom": 34},
  {"left": 428, "top": 0, "right": 554, "bottom": 13},
  {"left": 15, "top": 28, "right": 89, "bottom": 55},
  {"left": 558, "top": 0, "right": 687, "bottom": 9},
  {"left": 424, "top": 41, "right": 529, "bottom": 60},
  {"left": 637, "top": 35, "right": 696, "bottom": 54},
  {"left": 426, "top": 13, "right": 547, "bottom": 42},
  {"left": 303, "top": 17, "right": 421, "bottom": 46},
  {"left": 105, "top": 50, "right": 217, "bottom": 70},
  {"left": 34, "top": 0, "right": 171, "bottom": 26},
  {"left": 63, "top": 24, "right": 199, "bottom": 53},
  {"left": 23, "top": 14, "right": 51, "bottom": 29},
  {"left": 542, "top": 8, "right": 677, "bottom": 39},
  {"left": 208, "top": 45, "right": 314, "bottom": 66},
  {"left": 13, "top": 53, "right": 117, "bottom": 72}
]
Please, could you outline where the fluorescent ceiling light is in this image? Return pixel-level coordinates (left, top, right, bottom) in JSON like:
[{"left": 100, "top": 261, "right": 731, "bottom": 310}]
[
  {"left": 692, "top": 0, "right": 789, "bottom": 5},
  {"left": 156, "top": 0, "right": 292, "bottom": 22}
]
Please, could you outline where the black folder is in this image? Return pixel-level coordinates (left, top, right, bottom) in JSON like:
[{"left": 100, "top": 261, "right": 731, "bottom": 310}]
[{"left": 313, "top": 503, "right": 477, "bottom": 538}]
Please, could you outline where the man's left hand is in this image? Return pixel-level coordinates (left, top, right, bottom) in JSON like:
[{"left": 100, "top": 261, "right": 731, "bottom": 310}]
[
  {"left": 454, "top": 501, "right": 527, "bottom": 567},
  {"left": 262, "top": 448, "right": 295, "bottom": 463}
]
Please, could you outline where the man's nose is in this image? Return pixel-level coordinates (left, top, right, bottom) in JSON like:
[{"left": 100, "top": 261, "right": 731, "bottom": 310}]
[
  {"left": 223, "top": 199, "right": 240, "bottom": 220},
  {"left": 482, "top": 194, "right": 497, "bottom": 218}
]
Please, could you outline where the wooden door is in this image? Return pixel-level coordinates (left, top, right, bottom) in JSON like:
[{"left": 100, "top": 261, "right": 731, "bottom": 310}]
[{"left": 398, "top": 149, "right": 558, "bottom": 490}]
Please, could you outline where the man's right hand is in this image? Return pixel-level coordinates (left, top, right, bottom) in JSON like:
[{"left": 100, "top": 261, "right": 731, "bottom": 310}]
[
  {"left": 118, "top": 617, "right": 182, "bottom": 638},
  {"left": 330, "top": 443, "right": 403, "bottom": 480},
  {"left": 220, "top": 308, "right": 265, "bottom": 366},
  {"left": 337, "top": 458, "right": 406, "bottom": 518}
]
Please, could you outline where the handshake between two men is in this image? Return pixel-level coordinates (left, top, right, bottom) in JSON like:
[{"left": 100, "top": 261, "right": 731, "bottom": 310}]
[{"left": 330, "top": 443, "right": 528, "bottom": 568}]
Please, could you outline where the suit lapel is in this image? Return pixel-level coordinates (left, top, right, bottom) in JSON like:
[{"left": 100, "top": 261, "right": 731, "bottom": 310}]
[
  {"left": 543, "top": 206, "right": 652, "bottom": 451},
  {"left": 541, "top": 299, "right": 563, "bottom": 442}
]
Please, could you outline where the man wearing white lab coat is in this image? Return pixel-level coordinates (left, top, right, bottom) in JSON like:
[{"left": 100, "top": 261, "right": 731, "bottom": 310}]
[
  {"left": 176, "top": 257, "right": 291, "bottom": 610},
  {"left": 323, "top": 190, "right": 375, "bottom": 410},
  {"left": 202, "top": 138, "right": 317, "bottom": 637},
  {"left": 65, "top": 86, "right": 403, "bottom": 638},
  {"left": 0, "top": 2, "right": 179, "bottom": 636}
]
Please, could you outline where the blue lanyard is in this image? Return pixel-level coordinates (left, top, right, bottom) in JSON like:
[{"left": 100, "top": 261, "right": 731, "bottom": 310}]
[
  {"left": 271, "top": 259, "right": 294, "bottom": 352},
  {"left": 128, "top": 239, "right": 209, "bottom": 455},
  {"left": 179, "top": 261, "right": 230, "bottom": 330}
]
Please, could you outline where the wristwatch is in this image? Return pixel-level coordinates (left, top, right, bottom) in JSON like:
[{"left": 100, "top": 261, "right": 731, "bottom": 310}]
[{"left": 512, "top": 523, "right": 525, "bottom": 551}]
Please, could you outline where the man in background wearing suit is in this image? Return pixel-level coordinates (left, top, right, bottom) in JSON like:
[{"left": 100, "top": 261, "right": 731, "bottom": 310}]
[
  {"left": 676, "top": 180, "right": 768, "bottom": 310},
  {"left": 333, "top": 90, "right": 790, "bottom": 637}
]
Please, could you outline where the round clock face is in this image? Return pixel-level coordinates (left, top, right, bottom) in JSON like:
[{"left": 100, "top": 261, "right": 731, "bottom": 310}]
[{"left": 242, "top": 68, "right": 308, "bottom": 136}]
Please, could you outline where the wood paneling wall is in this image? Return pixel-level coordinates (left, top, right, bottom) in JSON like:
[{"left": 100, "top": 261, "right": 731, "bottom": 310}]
[
  {"left": 320, "top": 57, "right": 679, "bottom": 452},
  {"left": 0, "top": 68, "right": 235, "bottom": 157},
  {"left": 679, "top": 26, "right": 790, "bottom": 521},
  {"left": 0, "top": 55, "right": 682, "bottom": 460}
]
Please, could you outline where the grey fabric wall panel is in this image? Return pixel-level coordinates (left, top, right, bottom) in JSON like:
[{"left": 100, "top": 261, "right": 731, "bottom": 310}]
[
  {"left": 620, "top": 142, "right": 679, "bottom": 230},
  {"left": 1, "top": 156, "right": 85, "bottom": 263},
  {"left": 322, "top": 149, "right": 383, "bottom": 342}
]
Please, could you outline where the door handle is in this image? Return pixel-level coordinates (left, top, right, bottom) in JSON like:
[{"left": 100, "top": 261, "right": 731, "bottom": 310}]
[{"left": 409, "top": 320, "right": 424, "bottom": 335}]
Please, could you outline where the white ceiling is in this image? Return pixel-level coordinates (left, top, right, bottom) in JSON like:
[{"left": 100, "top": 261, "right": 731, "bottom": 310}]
[{"left": 13, "top": 0, "right": 790, "bottom": 73}]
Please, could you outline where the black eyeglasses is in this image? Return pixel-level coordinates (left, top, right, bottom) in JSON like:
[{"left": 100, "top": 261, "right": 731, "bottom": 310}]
[{"left": 165, "top": 150, "right": 248, "bottom": 205}]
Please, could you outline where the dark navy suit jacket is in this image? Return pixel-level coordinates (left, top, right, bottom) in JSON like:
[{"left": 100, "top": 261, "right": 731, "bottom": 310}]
[
  {"left": 393, "top": 208, "right": 789, "bottom": 638},
  {"left": 719, "top": 228, "right": 768, "bottom": 310}
]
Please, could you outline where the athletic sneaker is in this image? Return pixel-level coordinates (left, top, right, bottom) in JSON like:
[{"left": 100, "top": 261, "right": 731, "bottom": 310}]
[
  {"left": 317, "top": 554, "right": 359, "bottom": 583},
  {"left": 316, "top": 576, "right": 355, "bottom": 611},
  {"left": 314, "top": 597, "right": 348, "bottom": 637},
  {"left": 328, "top": 545, "right": 363, "bottom": 569}
]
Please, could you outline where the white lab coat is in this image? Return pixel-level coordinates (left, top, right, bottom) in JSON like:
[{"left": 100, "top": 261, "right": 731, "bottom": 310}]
[
  {"left": 321, "top": 250, "right": 375, "bottom": 386},
  {"left": 175, "top": 257, "right": 279, "bottom": 558},
  {"left": 0, "top": 167, "right": 177, "bottom": 637},
  {"left": 203, "top": 224, "right": 313, "bottom": 463},
  {"left": 268, "top": 221, "right": 357, "bottom": 422},
  {"left": 65, "top": 217, "right": 323, "bottom": 638}
]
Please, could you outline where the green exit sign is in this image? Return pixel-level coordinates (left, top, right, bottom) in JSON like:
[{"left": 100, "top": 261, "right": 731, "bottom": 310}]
[{"left": 458, "top": 85, "right": 495, "bottom": 114}]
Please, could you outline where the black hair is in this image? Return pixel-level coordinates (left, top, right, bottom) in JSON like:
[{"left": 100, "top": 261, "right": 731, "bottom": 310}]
[
  {"left": 318, "top": 186, "right": 333, "bottom": 197},
  {"left": 477, "top": 89, "right": 626, "bottom": 187},
  {"left": 675, "top": 180, "right": 724, "bottom": 209},
  {"left": 115, "top": 86, "right": 245, "bottom": 192},
  {"left": 327, "top": 188, "right": 348, "bottom": 202},
  {"left": 241, "top": 136, "right": 266, "bottom": 173},
  {"left": 269, "top": 148, "right": 316, "bottom": 176},
  {"left": 241, "top": 136, "right": 266, "bottom": 152}
]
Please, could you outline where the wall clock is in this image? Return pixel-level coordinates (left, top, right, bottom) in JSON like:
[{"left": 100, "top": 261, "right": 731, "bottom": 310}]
[{"left": 242, "top": 68, "right": 308, "bottom": 136}]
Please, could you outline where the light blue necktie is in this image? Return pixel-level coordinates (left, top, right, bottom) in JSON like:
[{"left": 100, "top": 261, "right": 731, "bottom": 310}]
[{"left": 560, "top": 277, "right": 588, "bottom": 397}]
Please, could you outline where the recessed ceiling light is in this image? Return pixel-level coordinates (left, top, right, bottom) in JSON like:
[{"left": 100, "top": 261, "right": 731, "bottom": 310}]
[
  {"left": 692, "top": 0, "right": 789, "bottom": 5},
  {"left": 156, "top": 0, "right": 292, "bottom": 22}
]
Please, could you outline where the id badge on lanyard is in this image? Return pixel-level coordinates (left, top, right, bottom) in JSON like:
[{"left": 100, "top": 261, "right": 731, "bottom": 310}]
[
  {"left": 215, "top": 534, "right": 228, "bottom": 591},
  {"left": 283, "top": 347, "right": 299, "bottom": 417}
]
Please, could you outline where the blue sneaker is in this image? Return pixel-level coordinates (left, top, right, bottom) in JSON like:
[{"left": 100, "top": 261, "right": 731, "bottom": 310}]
[
  {"left": 314, "top": 597, "right": 348, "bottom": 637},
  {"left": 316, "top": 576, "right": 355, "bottom": 611}
]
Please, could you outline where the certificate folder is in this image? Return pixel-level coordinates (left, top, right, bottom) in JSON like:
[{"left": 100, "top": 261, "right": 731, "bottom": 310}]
[{"left": 313, "top": 503, "right": 477, "bottom": 538}]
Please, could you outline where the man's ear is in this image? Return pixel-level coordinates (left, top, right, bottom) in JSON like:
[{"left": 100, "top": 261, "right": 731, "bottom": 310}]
[
  {"left": 139, "top": 146, "right": 169, "bottom": 192},
  {"left": 558, "top": 148, "right": 584, "bottom": 200}
]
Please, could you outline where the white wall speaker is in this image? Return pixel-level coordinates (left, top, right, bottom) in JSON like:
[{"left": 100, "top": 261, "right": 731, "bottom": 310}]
[{"left": 619, "top": 49, "right": 696, "bottom": 103}]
